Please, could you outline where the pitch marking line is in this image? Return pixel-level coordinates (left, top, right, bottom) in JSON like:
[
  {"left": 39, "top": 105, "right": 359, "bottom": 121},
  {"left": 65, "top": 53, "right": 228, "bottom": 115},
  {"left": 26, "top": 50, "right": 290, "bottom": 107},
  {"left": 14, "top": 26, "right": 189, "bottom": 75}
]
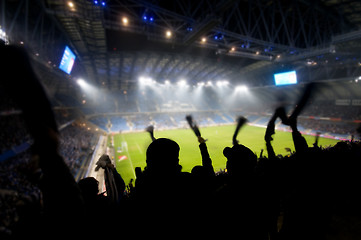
[{"left": 135, "top": 143, "right": 143, "bottom": 154}]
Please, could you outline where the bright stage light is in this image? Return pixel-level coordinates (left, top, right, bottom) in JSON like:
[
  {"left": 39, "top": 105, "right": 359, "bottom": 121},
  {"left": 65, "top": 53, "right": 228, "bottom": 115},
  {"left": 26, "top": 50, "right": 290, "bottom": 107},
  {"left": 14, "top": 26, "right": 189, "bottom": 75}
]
[
  {"left": 122, "top": 17, "right": 128, "bottom": 25},
  {"left": 197, "top": 82, "right": 205, "bottom": 87},
  {"left": 68, "top": 1, "right": 76, "bottom": 11},
  {"left": 164, "top": 80, "right": 170, "bottom": 85},
  {"left": 139, "top": 76, "right": 155, "bottom": 86},
  {"left": 235, "top": 85, "right": 248, "bottom": 92},
  {"left": 177, "top": 79, "right": 186, "bottom": 86},
  {"left": 166, "top": 30, "right": 172, "bottom": 38},
  {"left": 76, "top": 78, "right": 99, "bottom": 99},
  {"left": 216, "top": 80, "right": 229, "bottom": 87},
  {"left": 77, "top": 78, "right": 86, "bottom": 86}
]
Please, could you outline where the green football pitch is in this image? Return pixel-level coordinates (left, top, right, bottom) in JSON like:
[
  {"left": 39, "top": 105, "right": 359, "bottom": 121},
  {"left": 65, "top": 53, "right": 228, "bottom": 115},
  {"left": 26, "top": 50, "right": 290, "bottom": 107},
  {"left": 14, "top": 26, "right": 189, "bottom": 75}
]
[{"left": 112, "top": 125, "right": 339, "bottom": 185}]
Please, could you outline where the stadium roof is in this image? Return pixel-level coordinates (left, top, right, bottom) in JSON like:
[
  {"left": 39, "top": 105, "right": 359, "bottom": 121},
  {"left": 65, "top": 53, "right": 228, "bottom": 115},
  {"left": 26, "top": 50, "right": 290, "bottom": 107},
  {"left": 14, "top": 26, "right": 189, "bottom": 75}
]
[{"left": 3, "top": 0, "right": 361, "bottom": 91}]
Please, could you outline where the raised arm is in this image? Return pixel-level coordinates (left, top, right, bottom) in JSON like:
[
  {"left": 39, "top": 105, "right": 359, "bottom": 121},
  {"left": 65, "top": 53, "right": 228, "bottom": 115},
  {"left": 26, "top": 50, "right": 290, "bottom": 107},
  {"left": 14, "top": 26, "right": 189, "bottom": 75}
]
[
  {"left": 197, "top": 136, "right": 214, "bottom": 175},
  {"left": 277, "top": 105, "right": 308, "bottom": 153},
  {"left": 265, "top": 110, "right": 278, "bottom": 159},
  {"left": 289, "top": 118, "right": 308, "bottom": 153},
  {"left": 145, "top": 125, "right": 156, "bottom": 142},
  {"left": 232, "top": 116, "right": 247, "bottom": 146}
]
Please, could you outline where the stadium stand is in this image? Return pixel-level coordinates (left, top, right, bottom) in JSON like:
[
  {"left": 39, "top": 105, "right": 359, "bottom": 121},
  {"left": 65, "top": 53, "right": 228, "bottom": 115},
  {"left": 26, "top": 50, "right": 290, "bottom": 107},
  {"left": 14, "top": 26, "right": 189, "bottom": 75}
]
[{"left": 2, "top": 1, "right": 361, "bottom": 237}]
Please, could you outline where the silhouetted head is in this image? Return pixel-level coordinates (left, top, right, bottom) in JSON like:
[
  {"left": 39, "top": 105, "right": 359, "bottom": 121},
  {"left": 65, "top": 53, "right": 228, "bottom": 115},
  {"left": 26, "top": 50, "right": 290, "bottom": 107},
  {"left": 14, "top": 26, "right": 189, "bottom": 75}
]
[
  {"left": 191, "top": 165, "right": 208, "bottom": 177},
  {"left": 146, "top": 138, "right": 181, "bottom": 174},
  {"left": 223, "top": 144, "right": 257, "bottom": 176},
  {"left": 78, "top": 177, "right": 99, "bottom": 199}
]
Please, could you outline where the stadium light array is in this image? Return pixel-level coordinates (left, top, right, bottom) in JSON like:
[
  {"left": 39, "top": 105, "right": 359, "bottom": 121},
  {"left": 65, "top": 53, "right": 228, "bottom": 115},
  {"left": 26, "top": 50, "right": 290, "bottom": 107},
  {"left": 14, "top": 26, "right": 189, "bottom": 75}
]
[{"left": 216, "top": 80, "right": 229, "bottom": 86}]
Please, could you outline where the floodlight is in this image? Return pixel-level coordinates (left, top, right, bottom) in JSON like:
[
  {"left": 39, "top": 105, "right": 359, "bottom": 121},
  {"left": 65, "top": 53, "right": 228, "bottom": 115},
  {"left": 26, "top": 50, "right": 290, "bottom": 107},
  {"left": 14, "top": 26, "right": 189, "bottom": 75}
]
[
  {"left": 122, "top": 17, "right": 128, "bottom": 25},
  {"left": 216, "top": 80, "right": 229, "bottom": 87},
  {"left": 77, "top": 78, "right": 86, "bottom": 86},
  {"left": 166, "top": 30, "right": 172, "bottom": 38},
  {"left": 197, "top": 82, "right": 205, "bottom": 86},
  {"left": 139, "top": 76, "right": 154, "bottom": 85},
  {"left": 164, "top": 80, "right": 170, "bottom": 85},
  {"left": 177, "top": 79, "right": 186, "bottom": 86},
  {"left": 67, "top": 1, "right": 76, "bottom": 11},
  {"left": 235, "top": 85, "right": 248, "bottom": 92}
]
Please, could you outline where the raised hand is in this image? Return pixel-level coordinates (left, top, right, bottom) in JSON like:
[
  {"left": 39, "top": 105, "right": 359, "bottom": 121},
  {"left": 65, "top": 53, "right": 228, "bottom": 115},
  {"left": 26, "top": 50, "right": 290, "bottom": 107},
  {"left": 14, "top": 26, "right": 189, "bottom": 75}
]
[
  {"left": 145, "top": 125, "right": 156, "bottom": 141},
  {"left": 186, "top": 115, "right": 201, "bottom": 137}
]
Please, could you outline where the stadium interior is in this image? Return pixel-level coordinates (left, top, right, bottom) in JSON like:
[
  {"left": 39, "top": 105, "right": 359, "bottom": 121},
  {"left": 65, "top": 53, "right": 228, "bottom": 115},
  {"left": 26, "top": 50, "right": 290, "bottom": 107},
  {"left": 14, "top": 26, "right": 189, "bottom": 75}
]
[{"left": 1, "top": 0, "right": 361, "bottom": 239}]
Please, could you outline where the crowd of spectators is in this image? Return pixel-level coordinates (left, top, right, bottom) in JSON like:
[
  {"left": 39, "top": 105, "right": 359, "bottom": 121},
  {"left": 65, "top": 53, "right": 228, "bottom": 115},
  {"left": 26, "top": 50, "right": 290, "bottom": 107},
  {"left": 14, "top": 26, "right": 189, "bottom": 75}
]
[
  {"left": 299, "top": 119, "right": 359, "bottom": 136},
  {"left": 58, "top": 122, "right": 100, "bottom": 178},
  {"left": 302, "top": 101, "right": 361, "bottom": 121}
]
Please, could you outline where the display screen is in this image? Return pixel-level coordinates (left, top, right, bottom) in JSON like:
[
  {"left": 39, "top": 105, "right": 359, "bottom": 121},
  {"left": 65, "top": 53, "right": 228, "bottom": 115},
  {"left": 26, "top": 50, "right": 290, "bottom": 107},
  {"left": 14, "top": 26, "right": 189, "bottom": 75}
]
[
  {"left": 59, "top": 46, "right": 76, "bottom": 74},
  {"left": 274, "top": 71, "right": 297, "bottom": 86}
]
